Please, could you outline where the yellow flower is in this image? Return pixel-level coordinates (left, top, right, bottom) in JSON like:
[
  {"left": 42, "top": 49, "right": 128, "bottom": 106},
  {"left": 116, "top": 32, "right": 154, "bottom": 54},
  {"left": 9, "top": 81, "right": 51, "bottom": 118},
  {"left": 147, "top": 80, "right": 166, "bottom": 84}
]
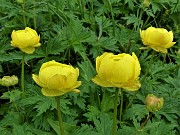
[
  {"left": 0, "top": 75, "right": 18, "bottom": 87},
  {"left": 11, "top": 27, "right": 41, "bottom": 54},
  {"left": 32, "top": 60, "right": 81, "bottom": 96},
  {"left": 92, "top": 52, "right": 141, "bottom": 91},
  {"left": 140, "top": 27, "right": 176, "bottom": 53},
  {"left": 145, "top": 94, "right": 164, "bottom": 112}
]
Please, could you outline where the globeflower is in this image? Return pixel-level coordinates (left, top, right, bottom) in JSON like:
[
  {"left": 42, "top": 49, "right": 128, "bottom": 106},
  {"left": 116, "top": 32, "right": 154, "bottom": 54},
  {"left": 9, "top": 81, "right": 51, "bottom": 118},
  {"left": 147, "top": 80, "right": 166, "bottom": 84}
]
[
  {"left": 145, "top": 94, "right": 164, "bottom": 112},
  {"left": 11, "top": 27, "right": 41, "bottom": 54},
  {"left": 32, "top": 60, "right": 81, "bottom": 96},
  {"left": 92, "top": 52, "right": 141, "bottom": 91},
  {"left": 140, "top": 27, "right": 176, "bottom": 53},
  {"left": 0, "top": 75, "right": 18, "bottom": 87}
]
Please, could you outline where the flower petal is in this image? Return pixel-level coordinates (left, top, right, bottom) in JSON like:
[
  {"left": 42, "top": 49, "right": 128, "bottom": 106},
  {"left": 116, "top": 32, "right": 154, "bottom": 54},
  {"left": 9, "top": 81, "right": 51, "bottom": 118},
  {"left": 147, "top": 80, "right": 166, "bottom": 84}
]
[
  {"left": 20, "top": 47, "right": 35, "bottom": 54},
  {"left": 96, "top": 52, "right": 112, "bottom": 73},
  {"left": 32, "top": 74, "right": 45, "bottom": 87},
  {"left": 92, "top": 75, "right": 114, "bottom": 87},
  {"left": 132, "top": 52, "right": 141, "bottom": 80},
  {"left": 47, "top": 74, "right": 66, "bottom": 90},
  {"left": 71, "top": 89, "right": 80, "bottom": 94},
  {"left": 39, "top": 66, "right": 71, "bottom": 84},
  {"left": 41, "top": 87, "right": 65, "bottom": 96},
  {"left": 150, "top": 46, "right": 168, "bottom": 53},
  {"left": 122, "top": 79, "right": 141, "bottom": 91},
  {"left": 40, "top": 60, "right": 66, "bottom": 72},
  {"left": 69, "top": 81, "right": 81, "bottom": 90}
]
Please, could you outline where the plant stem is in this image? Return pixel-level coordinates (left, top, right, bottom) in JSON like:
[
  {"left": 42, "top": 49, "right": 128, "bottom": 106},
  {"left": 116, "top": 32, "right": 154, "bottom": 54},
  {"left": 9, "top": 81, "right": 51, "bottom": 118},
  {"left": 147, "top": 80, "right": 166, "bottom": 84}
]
[
  {"left": 33, "top": 0, "right": 37, "bottom": 30},
  {"left": 55, "top": 96, "right": 65, "bottom": 135},
  {"left": 126, "top": 51, "right": 155, "bottom": 109},
  {"left": 21, "top": 52, "right": 25, "bottom": 98},
  {"left": 22, "top": 0, "right": 27, "bottom": 27},
  {"left": 139, "top": 112, "right": 153, "bottom": 129},
  {"left": 112, "top": 88, "right": 118, "bottom": 135},
  {"left": 96, "top": 89, "right": 101, "bottom": 110},
  {"left": 107, "top": 0, "right": 115, "bottom": 36},
  {"left": 77, "top": 0, "right": 84, "bottom": 18},
  {"left": 119, "top": 89, "right": 123, "bottom": 126}
]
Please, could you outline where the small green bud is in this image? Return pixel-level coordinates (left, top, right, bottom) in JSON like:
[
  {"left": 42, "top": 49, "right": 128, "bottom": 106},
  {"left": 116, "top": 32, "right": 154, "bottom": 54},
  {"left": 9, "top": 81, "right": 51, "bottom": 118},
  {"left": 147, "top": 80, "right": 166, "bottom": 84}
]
[
  {"left": 143, "top": 0, "right": 151, "bottom": 7},
  {"left": 145, "top": 94, "right": 164, "bottom": 112},
  {"left": 0, "top": 75, "right": 18, "bottom": 87},
  {"left": 16, "top": 0, "right": 24, "bottom": 4}
]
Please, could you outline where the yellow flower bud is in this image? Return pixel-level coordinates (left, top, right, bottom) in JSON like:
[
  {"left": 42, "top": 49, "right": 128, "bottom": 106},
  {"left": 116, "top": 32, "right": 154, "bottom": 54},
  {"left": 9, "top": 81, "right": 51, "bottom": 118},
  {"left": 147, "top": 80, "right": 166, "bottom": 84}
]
[
  {"left": 11, "top": 27, "right": 41, "bottom": 54},
  {"left": 32, "top": 60, "right": 81, "bottom": 96},
  {"left": 0, "top": 75, "right": 18, "bottom": 87},
  {"left": 140, "top": 27, "right": 176, "bottom": 53},
  {"left": 145, "top": 94, "right": 164, "bottom": 112},
  {"left": 92, "top": 52, "right": 141, "bottom": 91}
]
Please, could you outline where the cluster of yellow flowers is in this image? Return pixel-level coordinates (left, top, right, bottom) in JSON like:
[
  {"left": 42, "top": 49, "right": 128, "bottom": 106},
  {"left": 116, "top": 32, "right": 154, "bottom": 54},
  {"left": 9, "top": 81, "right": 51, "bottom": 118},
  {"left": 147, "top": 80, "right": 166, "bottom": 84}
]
[{"left": 10, "top": 26, "right": 175, "bottom": 104}]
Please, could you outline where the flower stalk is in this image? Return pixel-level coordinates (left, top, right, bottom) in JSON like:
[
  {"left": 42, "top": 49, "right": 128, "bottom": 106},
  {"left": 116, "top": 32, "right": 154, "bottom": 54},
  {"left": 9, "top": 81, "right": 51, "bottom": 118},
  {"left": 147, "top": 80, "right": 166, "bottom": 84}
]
[
  {"left": 112, "top": 89, "right": 118, "bottom": 135},
  {"left": 119, "top": 89, "right": 123, "bottom": 126},
  {"left": 139, "top": 112, "right": 153, "bottom": 129},
  {"left": 22, "top": 0, "right": 27, "bottom": 27},
  {"left": 33, "top": 0, "right": 37, "bottom": 30},
  {"left": 21, "top": 52, "right": 25, "bottom": 98},
  {"left": 55, "top": 96, "right": 65, "bottom": 135}
]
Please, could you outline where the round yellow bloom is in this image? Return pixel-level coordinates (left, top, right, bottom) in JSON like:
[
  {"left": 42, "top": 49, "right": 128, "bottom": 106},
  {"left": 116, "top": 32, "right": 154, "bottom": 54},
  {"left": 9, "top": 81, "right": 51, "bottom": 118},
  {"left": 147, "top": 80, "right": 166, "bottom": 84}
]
[
  {"left": 92, "top": 52, "right": 141, "bottom": 91},
  {"left": 0, "top": 75, "right": 18, "bottom": 87},
  {"left": 140, "top": 27, "right": 176, "bottom": 53},
  {"left": 32, "top": 60, "right": 81, "bottom": 96},
  {"left": 11, "top": 27, "right": 41, "bottom": 54}
]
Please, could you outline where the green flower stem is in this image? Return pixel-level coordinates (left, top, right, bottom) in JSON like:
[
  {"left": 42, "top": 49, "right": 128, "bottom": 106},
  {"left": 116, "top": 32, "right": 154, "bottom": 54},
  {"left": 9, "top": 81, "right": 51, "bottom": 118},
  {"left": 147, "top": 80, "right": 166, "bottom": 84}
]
[
  {"left": 112, "top": 88, "right": 118, "bottom": 135},
  {"left": 139, "top": 112, "right": 153, "bottom": 129},
  {"left": 21, "top": 52, "right": 25, "bottom": 98},
  {"left": 33, "top": 0, "right": 37, "bottom": 30},
  {"left": 119, "top": 89, "right": 123, "bottom": 126},
  {"left": 77, "top": 0, "right": 84, "bottom": 18},
  {"left": 107, "top": 0, "right": 115, "bottom": 36},
  {"left": 126, "top": 51, "right": 155, "bottom": 109},
  {"left": 96, "top": 89, "right": 101, "bottom": 109},
  {"left": 55, "top": 96, "right": 65, "bottom": 135},
  {"left": 22, "top": 0, "right": 27, "bottom": 27}
]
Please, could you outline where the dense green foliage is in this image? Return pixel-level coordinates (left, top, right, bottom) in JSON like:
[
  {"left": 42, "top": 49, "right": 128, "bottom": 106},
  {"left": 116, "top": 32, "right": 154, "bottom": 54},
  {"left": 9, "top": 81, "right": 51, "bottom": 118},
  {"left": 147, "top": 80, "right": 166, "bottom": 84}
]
[{"left": 0, "top": 0, "right": 180, "bottom": 135}]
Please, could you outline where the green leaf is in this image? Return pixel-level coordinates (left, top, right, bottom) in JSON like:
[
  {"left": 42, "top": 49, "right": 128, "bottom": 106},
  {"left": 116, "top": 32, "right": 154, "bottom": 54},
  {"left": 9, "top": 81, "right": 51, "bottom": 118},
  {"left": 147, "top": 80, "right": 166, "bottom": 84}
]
[
  {"left": 0, "top": 90, "right": 21, "bottom": 102},
  {"left": 100, "top": 90, "right": 114, "bottom": 112},
  {"left": 47, "top": 119, "right": 78, "bottom": 135},
  {"left": 124, "top": 0, "right": 134, "bottom": 10},
  {"left": 34, "top": 97, "right": 56, "bottom": 116},
  {"left": 124, "top": 104, "right": 148, "bottom": 122},
  {"left": 93, "top": 113, "right": 113, "bottom": 135},
  {"left": 72, "top": 124, "right": 97, "bottom": 135},
  {"left": 123, "top": 14, "right": 143, "bottom": 30},
  {"left": 84, "top": 105, "right": 100, "bottom": 121}
]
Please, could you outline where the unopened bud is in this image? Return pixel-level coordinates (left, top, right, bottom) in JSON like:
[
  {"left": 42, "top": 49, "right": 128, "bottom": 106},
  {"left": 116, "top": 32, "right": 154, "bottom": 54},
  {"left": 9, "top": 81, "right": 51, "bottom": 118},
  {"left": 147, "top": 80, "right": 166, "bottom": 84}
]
[
  {"left": 0, "top": 75, "right": 18, "bottom": 87},
  {"left": 143, "top": 0, "right": 151, "bottom": 7},
  {"left": 145, "top": 94, "right": 164, "bottom": 112},
  {"left": 16, "top": 0, "right": 24, "bottom": 4}
]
